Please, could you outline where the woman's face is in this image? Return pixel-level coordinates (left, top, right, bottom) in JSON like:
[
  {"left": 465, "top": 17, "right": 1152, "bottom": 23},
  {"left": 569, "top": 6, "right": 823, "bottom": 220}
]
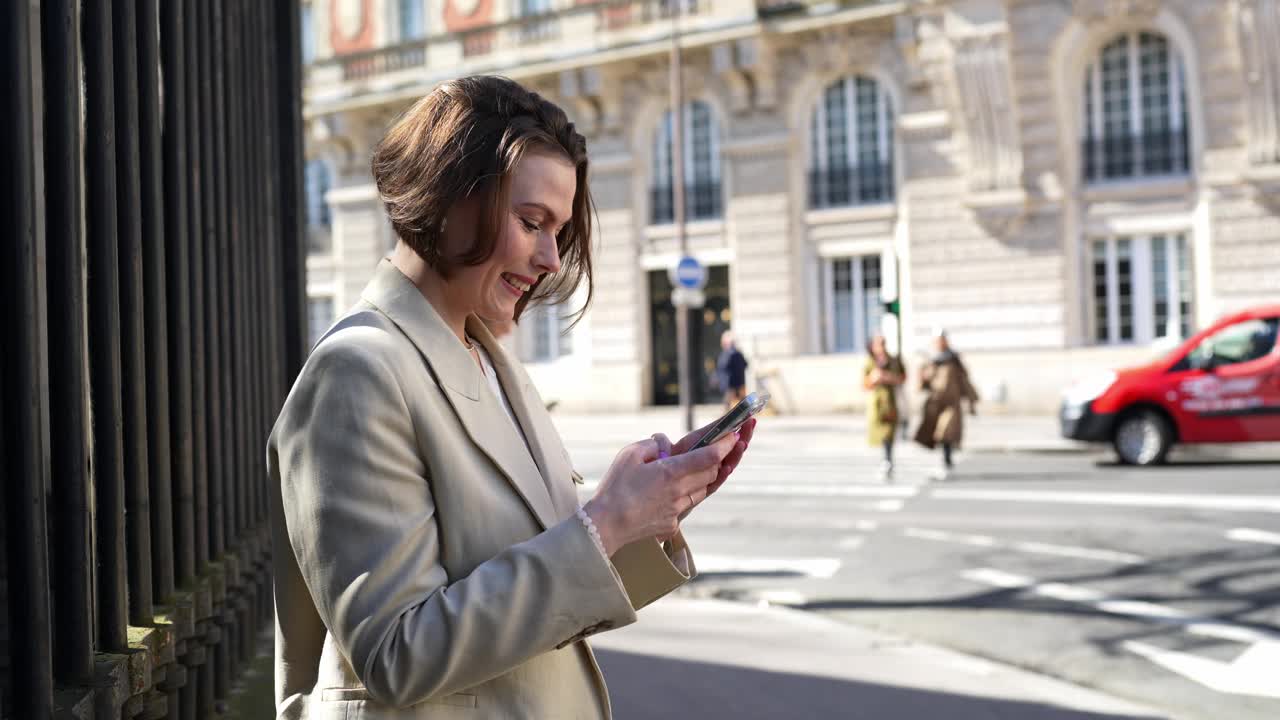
[
  {"left": 870, "top": 336, "right": 886, "bottom": 355},
  {"left": 446, "top": 150, "right": 575, "bottom": 324}
]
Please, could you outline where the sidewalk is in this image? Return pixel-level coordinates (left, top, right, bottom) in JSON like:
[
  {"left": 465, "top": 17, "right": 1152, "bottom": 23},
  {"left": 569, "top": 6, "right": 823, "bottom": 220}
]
[
  {"left": 550, "top": 408, "right": 1086, "bottom": 454},
  {"left": 594, "top": 596, "right": 1168, "bottom": 720}
]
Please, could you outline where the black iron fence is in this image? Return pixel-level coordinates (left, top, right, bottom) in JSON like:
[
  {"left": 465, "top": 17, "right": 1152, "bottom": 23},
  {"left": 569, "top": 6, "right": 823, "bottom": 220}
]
[
  {"left": 1082, "top": 128, "right": 1191, "bottom": 182},
  {"left": 650, "top": 180, "right": 724, "bottom": 225},
  {"left": 807, "top": 162, "right": 895, "bottom": 209},
  {"left": 1, "top": 1, "right": 306, "bottom": 719}
]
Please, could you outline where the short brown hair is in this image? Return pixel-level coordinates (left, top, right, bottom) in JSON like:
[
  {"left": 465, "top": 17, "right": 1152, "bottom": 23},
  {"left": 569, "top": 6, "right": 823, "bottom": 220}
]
[{"left": 371, "top": 75, "right": 594, "bottom": 321}]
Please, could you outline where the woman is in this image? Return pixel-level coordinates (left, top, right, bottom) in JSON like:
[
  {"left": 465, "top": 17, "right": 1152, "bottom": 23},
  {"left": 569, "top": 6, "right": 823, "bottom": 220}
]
[
  {"left": 914, "top": 329, "right": 978, "bottom": 481},
  {"left": 716, "top": 330, "right": 749, "bottom": 409},
  {"left": 862, "top": 334, "right": 905, "bottom": 482},
  {"left": 267, "top": 76, "right": 754, "bottom": 719}
]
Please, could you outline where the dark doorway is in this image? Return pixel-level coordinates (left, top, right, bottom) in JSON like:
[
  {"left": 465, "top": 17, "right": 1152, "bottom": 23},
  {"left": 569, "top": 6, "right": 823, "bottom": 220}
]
[{"left": 649, "top": 265, "right": 732, "bottom": 405}]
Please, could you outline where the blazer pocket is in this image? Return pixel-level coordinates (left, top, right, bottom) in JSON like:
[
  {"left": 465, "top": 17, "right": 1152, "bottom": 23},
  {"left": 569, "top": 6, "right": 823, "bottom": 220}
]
[{"left": 318, "top": 688, "right": 478, "bottom": 709}]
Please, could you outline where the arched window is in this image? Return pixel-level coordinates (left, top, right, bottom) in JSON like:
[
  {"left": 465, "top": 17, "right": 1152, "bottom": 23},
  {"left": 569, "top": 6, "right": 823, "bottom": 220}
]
[
  {"left": 1082, "top": 31, "right": 1189, "bottom": 182},
  {"left": 650, "top": 100, "right": 721, "bottom": 225},
  {"left": 305, "top": 158, "right": 332, "bottom": 254},
  {"left": 397, "top": 0, "right": 426, "bottom": 41},
  {"left": 807, "top": 76, "right": 895, "bottom": 209}
]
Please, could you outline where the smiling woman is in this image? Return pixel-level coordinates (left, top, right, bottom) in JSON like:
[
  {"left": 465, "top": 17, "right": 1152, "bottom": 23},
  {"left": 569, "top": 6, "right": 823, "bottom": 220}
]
[{"left": 268, "top": 75, "right": 756, "bottom": 719}]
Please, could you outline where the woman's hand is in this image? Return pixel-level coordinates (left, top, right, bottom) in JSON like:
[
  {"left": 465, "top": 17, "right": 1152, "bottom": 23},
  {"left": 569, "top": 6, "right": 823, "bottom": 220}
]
[
  {"left": 652, "top": 417, "right": 756, "bottom": 505},
  {"left": 583, "top": 433, "right": 738, "bottom": 556}
]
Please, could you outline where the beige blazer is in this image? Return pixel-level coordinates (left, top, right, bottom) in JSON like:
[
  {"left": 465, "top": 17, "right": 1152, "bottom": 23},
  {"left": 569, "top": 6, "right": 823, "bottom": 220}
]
[{"left": 267, "top": 260, "right": 696, "bottom": 719}]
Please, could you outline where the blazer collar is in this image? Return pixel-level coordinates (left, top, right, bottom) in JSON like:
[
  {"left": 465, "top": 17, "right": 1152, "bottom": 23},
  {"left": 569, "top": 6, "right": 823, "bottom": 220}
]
[{"left": 360, "top": 260, "right": 561, "bottom": 529}]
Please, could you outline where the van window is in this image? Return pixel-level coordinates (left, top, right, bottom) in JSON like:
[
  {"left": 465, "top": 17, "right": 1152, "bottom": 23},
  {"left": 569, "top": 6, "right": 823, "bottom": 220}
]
[{"left": 1185, "top": 318, "right": 1279, "bottom": 370}]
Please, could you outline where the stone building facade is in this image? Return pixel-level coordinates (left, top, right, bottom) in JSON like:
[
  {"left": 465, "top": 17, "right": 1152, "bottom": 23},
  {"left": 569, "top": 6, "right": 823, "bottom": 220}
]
[{"left": 302, "top": 0, "right": 1280, "bottom": 413}]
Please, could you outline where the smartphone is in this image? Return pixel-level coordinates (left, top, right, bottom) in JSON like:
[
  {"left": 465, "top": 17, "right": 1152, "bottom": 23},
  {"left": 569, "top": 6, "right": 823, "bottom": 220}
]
[{"left": 689, "top": 392, "right": 770, "bottom": 450}]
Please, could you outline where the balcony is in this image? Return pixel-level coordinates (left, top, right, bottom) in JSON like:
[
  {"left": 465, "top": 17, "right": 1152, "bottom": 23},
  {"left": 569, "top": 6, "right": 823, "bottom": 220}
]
[
  {"left": 307, "top": 0, "right": 714, "bottom": 98},
  {"left": 1082, "top": 128, "right": 1190, "bottom": 184},
  {"left": 650, "top": 180, "right": 723, "bottom": 225},
  {"left": 807, "top": 162, "right": 895, "bottom": 209}
]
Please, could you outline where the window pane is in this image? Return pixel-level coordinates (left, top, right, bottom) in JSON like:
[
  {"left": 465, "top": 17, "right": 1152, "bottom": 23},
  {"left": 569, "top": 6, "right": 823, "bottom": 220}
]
[
  {"left": 1100, "top": 36, "right": 1133, "bottom": 178},
  {"left": 1093, "top": 240, "right": 1109, "bottom": 343},
  {"left": 533, "top": 306, "right": 554, "bottom": 361},
  {"left": 1176, "top": 234, "right": 1193, "bottom": 338},
  {"left": 400, "top": 0, "right": 425, "bottom": 39},
  {"left": 1139, "top": 33, "right": 1174, "bottom": 174},
  {"left": 824, "top": 82, "right": 848, "bottom": 171},
  {"left": 831, "top": 259, "right": 854, "bottom": 352},
  {"left": 1116, "top": 238, "right": 1134, "bottom": 341},
  {"left": 301, "top": 5, "right": 315, "bottom": 64},
  {"left": 861, "top": 256, "right": 883, "bottom": 348},
  {"left": 308, "top": 298, "right": 335, "bottom": 349},
  {"left": 557, "top": 311, "right": 573, "bottom": 357},
  {"left": 1152, "top": 235, "right": 1170, "bottom": 338}
]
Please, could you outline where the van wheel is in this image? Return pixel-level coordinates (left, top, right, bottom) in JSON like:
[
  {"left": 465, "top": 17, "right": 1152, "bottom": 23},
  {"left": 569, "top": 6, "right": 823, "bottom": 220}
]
[{"left": 1113, "top": 410, "right": 1173, "bottom": 466}]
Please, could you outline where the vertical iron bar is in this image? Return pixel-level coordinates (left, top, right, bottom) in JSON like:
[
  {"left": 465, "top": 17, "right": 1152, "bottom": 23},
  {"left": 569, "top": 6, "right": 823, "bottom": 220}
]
[
  {"left": 161, "top": 0, "right": 196, "bottom": 590},
  {"left": 1, "top": 0, "right": 55, "bottom": 714},
  {"left": 277, "top": 0, "right": 309, "bottom": 385},
  {"left": 138, "top": 0, "right": 176, "bottom": 606},
  {"left": 41, "top": 0, "right": 96, "bottom": 686},
  {"left": 186, "top": 0, "right": 210, "bottom": 575},
  {"left": 250, "top": 0, "right": 268, "bottom": 529},
  {"left": 203, "top": 0, "right": 226, "bottom": 566},
  {"left": 85, "top": 0, "right": 132, "bottom": 653},
  {"left": 214, "top": 0, "right": 234, "bottom": 561},
  {"left": 227, "top": 0, "right": 245, "bottom": 544},
  {"left": 114, "top": 0, "right": 157, "bottom": 626}
]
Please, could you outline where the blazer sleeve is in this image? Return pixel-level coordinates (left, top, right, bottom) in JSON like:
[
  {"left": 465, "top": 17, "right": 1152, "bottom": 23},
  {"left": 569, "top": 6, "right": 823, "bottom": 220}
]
[{"left": 269, "top": 338, "right": 638, "bottom": 708}]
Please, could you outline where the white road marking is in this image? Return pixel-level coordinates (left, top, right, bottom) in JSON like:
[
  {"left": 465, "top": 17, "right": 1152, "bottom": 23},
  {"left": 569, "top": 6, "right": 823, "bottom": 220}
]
[
  {"left": 837, "top": 535, "right": 866, "bottom": 550},
  {"left": 695, "top": 554, "right": 843, "bottom": 579},
  {"left": 854, "top": 520, "right": 879, "bottom": 532},
  {"left": 755, "top": 590, "right": 808, "bottom": 607},
  {"left": 1226, "top": 527, "right": 1280, "bottom": 546},
  {"left": 960, "top": 569, "right": 1280, "bottom": 645},
  {"left": 579, "top": 481, "right": 918, "bottom": 499},
  {"left": 1124, "top": 640, "right": 1280, "bottom": 699},
  {"left": 903, "top": 527, "right": 1145, "bottom": 565},
  {"left": 932, "top": 489, "right": 1280, "bottom": 513}
]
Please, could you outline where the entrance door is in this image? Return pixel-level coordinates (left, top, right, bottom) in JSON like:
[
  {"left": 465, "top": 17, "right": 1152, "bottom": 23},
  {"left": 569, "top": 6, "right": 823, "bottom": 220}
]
[{"left": 649, "top": 265, "right": 732, "bottom": 406}]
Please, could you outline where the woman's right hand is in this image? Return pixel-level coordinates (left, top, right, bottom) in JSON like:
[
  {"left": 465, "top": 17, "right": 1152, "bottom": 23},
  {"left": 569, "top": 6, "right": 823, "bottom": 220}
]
[{"left": 582, "top": 434, "right": 737, "bottom": 556}]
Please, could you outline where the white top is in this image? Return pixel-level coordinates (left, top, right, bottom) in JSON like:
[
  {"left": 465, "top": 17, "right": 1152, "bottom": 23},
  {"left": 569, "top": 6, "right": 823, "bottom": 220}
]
[{"left": 472, "top": 339, "right": 533, "bottom": 456}]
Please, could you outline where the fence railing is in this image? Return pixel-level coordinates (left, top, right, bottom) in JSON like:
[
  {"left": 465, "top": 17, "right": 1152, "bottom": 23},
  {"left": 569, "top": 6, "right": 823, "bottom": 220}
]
[
  {"left": 650, "top": 180, "right": 724, "bottom": 225},
  {"left": 1, "top": 1, "right": 306, "bottom": 719},
  {"left": 1082, "top": 128, "right": 1191, "bottom": 183},
  {"left": 312, "top": 0, "right": 707, "bottom": 83},
  {"left": 807, "top": 162, "right": 896, "bottom": 209}
]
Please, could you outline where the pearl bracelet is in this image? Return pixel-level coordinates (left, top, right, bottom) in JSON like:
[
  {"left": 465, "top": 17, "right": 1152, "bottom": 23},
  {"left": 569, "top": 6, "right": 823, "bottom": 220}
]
[{"left": 575, "top": 506, "right": 608, "bottom": 559}]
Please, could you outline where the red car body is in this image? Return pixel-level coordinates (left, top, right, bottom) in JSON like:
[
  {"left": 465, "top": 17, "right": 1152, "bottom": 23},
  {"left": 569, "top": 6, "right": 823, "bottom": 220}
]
[{"left": 1062, "top": 305, "right": 1280, "bottom": 460}]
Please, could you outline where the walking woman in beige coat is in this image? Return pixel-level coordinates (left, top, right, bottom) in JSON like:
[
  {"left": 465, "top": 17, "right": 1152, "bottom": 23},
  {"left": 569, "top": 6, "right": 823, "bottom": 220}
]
[
  {"left": 267, "top": 76, "right": 755, "bottom": 719},
  {"left": 914, "top": 329, "right": 978, "bottom": 480}
]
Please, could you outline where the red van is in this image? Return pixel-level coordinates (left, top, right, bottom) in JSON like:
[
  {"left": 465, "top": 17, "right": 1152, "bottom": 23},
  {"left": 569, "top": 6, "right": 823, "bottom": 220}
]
[{"left": 1061, "top": 305, "right": 1280, "bottom": 464}]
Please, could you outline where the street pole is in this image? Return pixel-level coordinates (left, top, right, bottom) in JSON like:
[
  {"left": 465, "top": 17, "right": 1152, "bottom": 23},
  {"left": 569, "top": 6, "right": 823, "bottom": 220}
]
[{"left": 670, "top": 2, "right": 693, "bottom": 433}]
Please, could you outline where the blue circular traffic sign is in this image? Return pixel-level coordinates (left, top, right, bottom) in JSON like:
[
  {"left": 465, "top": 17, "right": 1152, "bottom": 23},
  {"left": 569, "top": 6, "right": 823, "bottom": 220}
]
[{"left": 674, "top": 256, "right": 706, "bottom": 290}]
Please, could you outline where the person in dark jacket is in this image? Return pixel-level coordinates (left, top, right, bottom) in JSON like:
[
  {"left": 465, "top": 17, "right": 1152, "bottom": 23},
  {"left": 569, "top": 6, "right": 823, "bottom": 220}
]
[
  {"left": 914, "top": 328, "right": 978, "bottom": 481},
  {"left": 716, "top": 331, "right": 749, "bottom": 409}
]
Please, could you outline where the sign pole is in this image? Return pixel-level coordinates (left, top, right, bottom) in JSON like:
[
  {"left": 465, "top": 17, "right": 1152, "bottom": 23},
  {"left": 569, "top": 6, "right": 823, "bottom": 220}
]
[{"left": 670, "top": 4, "right": 692, "bottom": 433}]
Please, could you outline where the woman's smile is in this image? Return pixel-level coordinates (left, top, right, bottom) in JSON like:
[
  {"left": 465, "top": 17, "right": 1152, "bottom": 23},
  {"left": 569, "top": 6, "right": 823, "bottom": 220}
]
[{"left": 501, "top": 272, "right": 535, "bottom": 296}]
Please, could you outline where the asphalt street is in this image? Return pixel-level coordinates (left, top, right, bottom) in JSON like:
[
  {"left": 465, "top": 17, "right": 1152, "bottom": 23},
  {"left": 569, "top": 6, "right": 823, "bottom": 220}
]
[{"left": 559, "top": 412, "right": 1280, "bottom": 720}]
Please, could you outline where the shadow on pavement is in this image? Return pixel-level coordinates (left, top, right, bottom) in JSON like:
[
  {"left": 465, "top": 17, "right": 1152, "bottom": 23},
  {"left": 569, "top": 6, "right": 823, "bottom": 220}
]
[
  {"left": 596, "top": 648, "right": 1167, "bottom": 720},
  {"left": 800, "top": 545, "right": 1280, "bottom": 655}
]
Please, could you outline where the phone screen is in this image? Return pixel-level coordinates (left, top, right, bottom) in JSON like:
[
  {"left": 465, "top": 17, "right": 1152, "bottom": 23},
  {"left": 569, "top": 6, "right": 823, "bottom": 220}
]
[{"left": 689, "top": 392, "right": 770, "bottom": 450}]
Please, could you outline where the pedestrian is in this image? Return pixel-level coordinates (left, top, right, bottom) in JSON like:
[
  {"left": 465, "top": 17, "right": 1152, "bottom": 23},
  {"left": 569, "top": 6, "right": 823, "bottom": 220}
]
[
  {"left": 863, "top": 334, "right": 906, "bottom": 482},
  {"left": 267, "top": 76, "right": 756, "bottom": 719},
  {"left": 914, "top": 328, "right": 978, "bottom": 480},
  {"left": 717, "top": 330, "right": 749, "bottom": 409}
]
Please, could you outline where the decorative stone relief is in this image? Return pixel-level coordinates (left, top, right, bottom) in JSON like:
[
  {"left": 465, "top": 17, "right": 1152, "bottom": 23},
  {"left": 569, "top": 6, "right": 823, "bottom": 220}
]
[
  {"left": 557, "top": 67, "right": 622, "bottom": 137},
  {"left": 1072, "top": 0, "right": 1163, "bottom": 24},
  {"left": 1235, "top": 0, "right": 1280, "bottom": 165},
  {"left": 711, "top": 37, "right": 777, "bottom": 113},
  {"left": 951, "top": 31, "right": 1022, "bottom": 193}
]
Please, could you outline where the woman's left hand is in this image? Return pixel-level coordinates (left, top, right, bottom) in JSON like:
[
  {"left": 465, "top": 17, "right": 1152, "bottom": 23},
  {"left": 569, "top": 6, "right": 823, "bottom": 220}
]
[{"left": 650, "top": 417, "right": 756, "bottom": 521}]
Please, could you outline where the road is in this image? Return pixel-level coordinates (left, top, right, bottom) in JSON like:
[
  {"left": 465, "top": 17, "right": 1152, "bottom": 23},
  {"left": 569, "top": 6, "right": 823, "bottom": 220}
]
[{"left": 558, "top": 412, "right": 1280, "bottom": 720}]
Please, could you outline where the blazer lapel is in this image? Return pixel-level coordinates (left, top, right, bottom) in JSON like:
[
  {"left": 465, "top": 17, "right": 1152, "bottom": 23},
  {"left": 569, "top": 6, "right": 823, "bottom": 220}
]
[
  {"left": 360, "top": 260, "right": 559, "bottom": 531},
  {"left": 468, "top": 318, "right": 580, "bottom": 521}
]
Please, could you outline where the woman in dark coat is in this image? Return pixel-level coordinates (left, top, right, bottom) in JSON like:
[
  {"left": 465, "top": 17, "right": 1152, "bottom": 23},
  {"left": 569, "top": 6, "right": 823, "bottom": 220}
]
[{"left": 915, "top": 329, "right": 978, "bottom": 480}]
